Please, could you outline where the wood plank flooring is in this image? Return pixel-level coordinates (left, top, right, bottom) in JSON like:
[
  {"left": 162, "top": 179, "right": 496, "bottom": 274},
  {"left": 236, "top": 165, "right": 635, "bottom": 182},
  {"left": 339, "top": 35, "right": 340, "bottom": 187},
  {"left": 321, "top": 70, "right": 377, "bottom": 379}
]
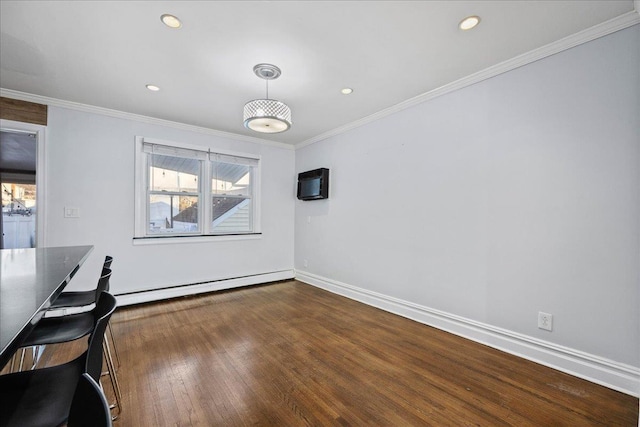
[{"left": 43, "top": 280, "right": 638, "bottom": 426}]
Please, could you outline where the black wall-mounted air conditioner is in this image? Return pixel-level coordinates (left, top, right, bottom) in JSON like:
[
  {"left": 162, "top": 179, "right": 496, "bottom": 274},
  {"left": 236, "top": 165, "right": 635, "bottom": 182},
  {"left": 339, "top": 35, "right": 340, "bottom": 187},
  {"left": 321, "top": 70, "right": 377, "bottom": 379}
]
[{"left": 297, "top": 168, "right": 329, "bottom": 201}]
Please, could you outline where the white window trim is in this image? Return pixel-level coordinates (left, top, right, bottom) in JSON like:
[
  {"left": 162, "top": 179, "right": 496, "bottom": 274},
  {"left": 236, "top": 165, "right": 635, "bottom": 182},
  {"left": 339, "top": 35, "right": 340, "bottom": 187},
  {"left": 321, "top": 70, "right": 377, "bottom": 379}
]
[
  {"left": 133, "top": 136, "right": 262, "bottom": 243},
  {"left": 132, "top": 233, "right": 262, "bottom": 246}
]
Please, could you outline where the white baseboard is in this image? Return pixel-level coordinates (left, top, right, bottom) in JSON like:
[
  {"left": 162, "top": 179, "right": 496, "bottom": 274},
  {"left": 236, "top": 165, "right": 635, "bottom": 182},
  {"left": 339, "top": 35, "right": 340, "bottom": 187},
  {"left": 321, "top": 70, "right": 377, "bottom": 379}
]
[
  {"left": 295, "top": 270, "right": 640, "bottom": 398},
  {"left": 115, "top": 270, "right": 295, "bottom": 306}
]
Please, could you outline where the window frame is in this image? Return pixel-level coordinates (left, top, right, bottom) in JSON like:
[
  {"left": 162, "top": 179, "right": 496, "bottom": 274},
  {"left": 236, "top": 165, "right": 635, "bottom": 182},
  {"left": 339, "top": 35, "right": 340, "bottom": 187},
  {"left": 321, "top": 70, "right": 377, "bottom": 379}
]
[{"left": 134, "top": 136, "right": 261, "bottom": 243}]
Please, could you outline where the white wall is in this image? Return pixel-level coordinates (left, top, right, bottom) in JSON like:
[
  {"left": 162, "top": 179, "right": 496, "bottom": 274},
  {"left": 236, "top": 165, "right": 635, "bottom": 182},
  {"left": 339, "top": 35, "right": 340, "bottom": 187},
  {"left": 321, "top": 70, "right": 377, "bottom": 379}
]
[
  {"left": 45, "top": 107, "right": 295, "bottom": 296},
  {"left": 295, "top": 24, "right": 639, "bottom": 372}
]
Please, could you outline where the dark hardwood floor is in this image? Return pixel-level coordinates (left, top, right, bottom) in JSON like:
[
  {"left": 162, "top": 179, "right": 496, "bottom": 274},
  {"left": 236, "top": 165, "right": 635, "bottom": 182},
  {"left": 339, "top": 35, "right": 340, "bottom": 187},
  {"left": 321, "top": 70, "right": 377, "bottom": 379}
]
[{"left": 42, "top": 280, "right": 638, "bottom": 426}]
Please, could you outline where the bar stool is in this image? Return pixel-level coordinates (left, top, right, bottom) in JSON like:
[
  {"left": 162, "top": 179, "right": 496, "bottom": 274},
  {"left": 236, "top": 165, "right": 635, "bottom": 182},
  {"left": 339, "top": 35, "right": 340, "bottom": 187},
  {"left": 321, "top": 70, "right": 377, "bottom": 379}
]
[
  {"left": 13, "top": 269, "right": 123, "bottom": 420},
  {"left": 15, "top": 267, "right": 112, "bottom": 370},
  {"left": 44, "top": 256, "right": 123, "bottom": 416},
  {"left": 47, "top": 256, "right": 114, "bottom": 311},
  {"left": 45, "top": 256, "right": 120, "bottom": 367},
  {"left": 0, "top": 293, "right": 116, "bottom": 427},
  {"left": 68, "top": 374, "right": 113, "bottom": 427}
]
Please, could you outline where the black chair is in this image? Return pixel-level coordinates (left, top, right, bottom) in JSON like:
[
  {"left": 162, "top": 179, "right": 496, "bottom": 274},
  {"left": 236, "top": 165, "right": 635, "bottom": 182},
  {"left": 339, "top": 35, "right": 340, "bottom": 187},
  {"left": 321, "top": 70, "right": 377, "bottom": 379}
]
[
  {"left": 47, "top": 256, "right": 114, "bottom": 311},
  {"left": 0, "top": 293, "right": 116, "bottom": 427},
  {"left": 15, "top": 268, "right": 111, "bottom": 362},
  {"left": 15, "top": 268, "right": 112, "bottom": 369},
  {"left": 68, "top": 374, "right": 113, "bottom": 427},
  {"left": 15, "top": 268, "right": 123, "bottom": 419},
  {"left": 45, "top": 256, "right": 121, "bottom": 371}
]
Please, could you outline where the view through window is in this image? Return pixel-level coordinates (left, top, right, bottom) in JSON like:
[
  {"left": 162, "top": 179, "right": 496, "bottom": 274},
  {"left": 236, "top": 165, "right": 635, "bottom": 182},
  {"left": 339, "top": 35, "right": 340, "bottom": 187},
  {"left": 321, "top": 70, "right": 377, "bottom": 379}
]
[
  {"left": 135, "top": 139, "right": 259, "bottom": 238},
  {"left": 1, "top": 182, "right": 36, "bottom": 248}
]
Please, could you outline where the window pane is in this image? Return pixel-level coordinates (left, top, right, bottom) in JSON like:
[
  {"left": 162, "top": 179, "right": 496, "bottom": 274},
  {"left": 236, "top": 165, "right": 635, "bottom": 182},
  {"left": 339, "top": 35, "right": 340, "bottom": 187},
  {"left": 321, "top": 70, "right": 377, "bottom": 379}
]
[
  {"left": 211, "top": 161, "right": 251, "bottom": 196},
  {"left": 150, "top": 154, "right": 199, "bottom": 192},
  {"left": 149, "top": 195, "right": 199, "bottom": 233},
  {"left": 211, "top": 197, "right": 251, "bottom": 233}
]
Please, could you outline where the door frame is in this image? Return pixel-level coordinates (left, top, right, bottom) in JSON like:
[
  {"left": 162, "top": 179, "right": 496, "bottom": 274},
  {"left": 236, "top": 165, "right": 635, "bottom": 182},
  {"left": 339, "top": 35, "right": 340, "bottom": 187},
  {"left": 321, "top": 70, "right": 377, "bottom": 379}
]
[{"left": 0, "top": 119, "right": 47, "bottom": 248}]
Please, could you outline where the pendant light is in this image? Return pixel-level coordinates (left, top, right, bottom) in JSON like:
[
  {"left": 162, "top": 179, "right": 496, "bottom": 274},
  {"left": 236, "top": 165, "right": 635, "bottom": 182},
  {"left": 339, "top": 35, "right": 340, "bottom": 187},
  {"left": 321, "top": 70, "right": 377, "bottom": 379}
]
[{"left": 243, "top": 64, "right": 292, "bottom": 133}]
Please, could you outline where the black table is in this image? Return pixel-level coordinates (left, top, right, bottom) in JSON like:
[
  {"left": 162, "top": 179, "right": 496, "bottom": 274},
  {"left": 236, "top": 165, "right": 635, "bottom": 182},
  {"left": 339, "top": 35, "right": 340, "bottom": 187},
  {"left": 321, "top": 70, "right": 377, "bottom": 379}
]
[{"left": 0, "top": 245, "right": 93, "bottom": 369}]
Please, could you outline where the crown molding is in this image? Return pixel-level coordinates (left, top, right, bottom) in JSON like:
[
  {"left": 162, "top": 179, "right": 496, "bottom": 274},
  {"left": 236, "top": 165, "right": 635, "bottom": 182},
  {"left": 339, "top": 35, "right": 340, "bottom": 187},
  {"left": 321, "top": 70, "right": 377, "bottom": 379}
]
[
  {"left": 0, "top": 88, "right": 294, "bottom": 151},
  {"left": 295, "top": 10, "right": 640, "bottom": 150}
]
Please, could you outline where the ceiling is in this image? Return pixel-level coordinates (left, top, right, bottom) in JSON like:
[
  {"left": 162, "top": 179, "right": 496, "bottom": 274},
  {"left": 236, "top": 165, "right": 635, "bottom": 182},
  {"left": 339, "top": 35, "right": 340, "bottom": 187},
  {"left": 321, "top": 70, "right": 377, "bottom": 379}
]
[
  {"left": 0, "top": 130, "right": 37, "bottom": 174},
  {"left": 0, "top": 1, "right": 635, "bottom": 146}
]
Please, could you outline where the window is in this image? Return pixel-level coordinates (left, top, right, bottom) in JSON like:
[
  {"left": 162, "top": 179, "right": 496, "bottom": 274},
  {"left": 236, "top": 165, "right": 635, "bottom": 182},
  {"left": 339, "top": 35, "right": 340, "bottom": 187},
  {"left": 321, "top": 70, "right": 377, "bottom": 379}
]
[{"left": 134, "top": 137, "right": 260, "bottom": 240}]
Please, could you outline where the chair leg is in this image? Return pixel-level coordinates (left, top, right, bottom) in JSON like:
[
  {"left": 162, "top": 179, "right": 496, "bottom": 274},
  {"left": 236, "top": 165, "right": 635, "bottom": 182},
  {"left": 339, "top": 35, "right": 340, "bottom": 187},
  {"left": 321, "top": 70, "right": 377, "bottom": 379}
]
[
  {"left": 107, "top": 322, "right": 121, "bottom": 368},
  {"left": 30, "top": 346, "right": 38, "bottom": 370},
  {"left": 9, "top": 351, "right": 18, "bottom": 372},
  {"left": 18, "top": 348, "right": 26, "bottom": 371},
  {"left": 103, "top": 337, "right": 122, "bottom": 400},
  {"left": 102, "top": 338, "right": 122, "bottom": 420},
  {"left": 13, "top": 345, "right": 41, "bottom": 372},
  {"left": 98, "top": 377, "right": 122, "bottom": 421}
]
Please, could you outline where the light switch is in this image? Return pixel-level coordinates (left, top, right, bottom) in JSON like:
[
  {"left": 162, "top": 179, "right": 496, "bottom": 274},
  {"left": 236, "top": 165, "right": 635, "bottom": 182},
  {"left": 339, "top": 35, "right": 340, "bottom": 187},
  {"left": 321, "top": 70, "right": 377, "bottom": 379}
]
[{"left": 64, "top": 207, "right": 80, "bottom": 218}]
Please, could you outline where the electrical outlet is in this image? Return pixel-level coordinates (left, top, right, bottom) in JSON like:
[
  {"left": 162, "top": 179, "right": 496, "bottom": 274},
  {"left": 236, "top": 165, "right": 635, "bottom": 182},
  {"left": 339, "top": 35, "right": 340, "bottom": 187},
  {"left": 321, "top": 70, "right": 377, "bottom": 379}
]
[
  {"left": 538, "top": 312, "right": 553, "bottom": 331},
  {"left": 303, "top": 259, "right": 308, "bottom": 268}
]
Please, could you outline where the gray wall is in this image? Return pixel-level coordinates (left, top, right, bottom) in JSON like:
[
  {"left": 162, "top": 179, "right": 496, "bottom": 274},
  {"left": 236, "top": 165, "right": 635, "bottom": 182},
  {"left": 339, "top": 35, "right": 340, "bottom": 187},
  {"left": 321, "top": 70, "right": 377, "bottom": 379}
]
[{"left": 295, "top": 26, "right": 639, "bottom": 367}]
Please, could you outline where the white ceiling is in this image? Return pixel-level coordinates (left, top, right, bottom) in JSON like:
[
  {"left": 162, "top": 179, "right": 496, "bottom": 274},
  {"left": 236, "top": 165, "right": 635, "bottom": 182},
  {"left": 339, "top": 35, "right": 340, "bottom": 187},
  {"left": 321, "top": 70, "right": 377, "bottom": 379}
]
[
  {"left": 0, "top": 1, "right": 635, "bottom": 146},
  {"left": 0, "top": 130, "right": 37, "bottom": 173}
]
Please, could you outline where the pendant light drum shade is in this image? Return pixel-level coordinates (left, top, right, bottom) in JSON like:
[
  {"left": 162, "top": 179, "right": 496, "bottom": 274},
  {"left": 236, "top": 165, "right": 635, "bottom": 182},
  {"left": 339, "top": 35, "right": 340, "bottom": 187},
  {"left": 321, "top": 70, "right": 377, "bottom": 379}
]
[
  {"left": 243, "top": 63, "right": 292, "bottom": 134},
  {"left": 243, "top": 98, "right": 292, "bottom": 133}
]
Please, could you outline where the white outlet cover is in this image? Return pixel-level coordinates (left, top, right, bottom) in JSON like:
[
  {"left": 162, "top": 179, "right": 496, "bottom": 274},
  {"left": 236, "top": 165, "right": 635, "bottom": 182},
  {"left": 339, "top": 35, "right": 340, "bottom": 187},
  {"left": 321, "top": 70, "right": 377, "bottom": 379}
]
[
  {"left": 64, "top": 207, "right": 80, "bottom": 218},
  {"left": 538, "top": 312, "right": 553, "bottom": 331}
]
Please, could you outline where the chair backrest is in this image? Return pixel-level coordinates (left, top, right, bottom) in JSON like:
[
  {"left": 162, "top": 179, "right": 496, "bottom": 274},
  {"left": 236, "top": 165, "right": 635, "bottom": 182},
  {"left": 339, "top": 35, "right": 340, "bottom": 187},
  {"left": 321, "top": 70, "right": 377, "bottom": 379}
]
[
  {"left": 68, "top": 373, "right": 113, "bottom": 427},
  {"left": 94, "top": 267, "right": 112, "bottom": 302},
  {"left": 103, "top": 255, "right": 113, "bottom": 269},
  {"left": 85, "top": 291, "right": 117, "bottom": 382}
]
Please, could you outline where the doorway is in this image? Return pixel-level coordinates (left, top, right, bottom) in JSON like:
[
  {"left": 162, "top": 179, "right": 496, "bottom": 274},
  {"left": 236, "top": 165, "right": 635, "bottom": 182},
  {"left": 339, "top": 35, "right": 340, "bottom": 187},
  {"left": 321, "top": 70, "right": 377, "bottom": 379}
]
[{"left": 0, "top": 122, "right": 45, "bottom": 249}]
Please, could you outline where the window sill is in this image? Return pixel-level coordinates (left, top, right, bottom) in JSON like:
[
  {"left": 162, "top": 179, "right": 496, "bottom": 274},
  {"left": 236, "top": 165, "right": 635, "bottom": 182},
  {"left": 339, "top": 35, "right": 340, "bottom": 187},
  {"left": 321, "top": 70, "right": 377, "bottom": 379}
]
[{"left": 132, "top": 233, "right": 262, "bottom": 245}]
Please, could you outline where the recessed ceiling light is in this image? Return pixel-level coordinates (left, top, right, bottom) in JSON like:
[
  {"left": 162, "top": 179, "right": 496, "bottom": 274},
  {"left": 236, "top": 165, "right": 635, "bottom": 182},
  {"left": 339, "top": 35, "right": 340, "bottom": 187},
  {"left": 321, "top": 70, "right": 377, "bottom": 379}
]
[
  {"left": 459, "top": 15, "right": 481, "bottom": 31},
  {"left": 146, "top": 84, "right": 160, "bottom": 92},
  {"left": 341, "top": 88, "right": 353, "bottom": 95},
  {"left": 161, "top": 14, "right": 182, "bottom": 29}
]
